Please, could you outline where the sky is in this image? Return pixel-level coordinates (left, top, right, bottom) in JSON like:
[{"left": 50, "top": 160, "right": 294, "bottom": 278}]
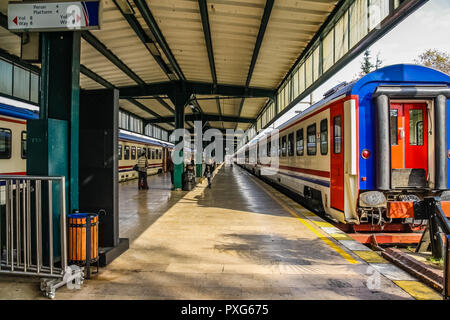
[{"left": 263, "top": 0, "right": 450, "bottom": 135}]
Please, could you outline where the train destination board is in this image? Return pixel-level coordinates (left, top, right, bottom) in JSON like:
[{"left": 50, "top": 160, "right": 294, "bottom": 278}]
[{"left": 8, "top": 1, "right": 101, "bottom": 32}]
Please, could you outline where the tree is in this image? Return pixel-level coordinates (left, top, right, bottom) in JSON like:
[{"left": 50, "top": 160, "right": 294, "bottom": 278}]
[
  {"left": 360, "top": 50, "right": 374, "bottom": 75},
  {"left": 354, "top": 50, "right": 383, "bottom": 80},
  {"left": 375, "top": 52, "right": 383, "bottom": 70},
  {"left": 414, "top": 49, "right": 450, "bottom": 75}
]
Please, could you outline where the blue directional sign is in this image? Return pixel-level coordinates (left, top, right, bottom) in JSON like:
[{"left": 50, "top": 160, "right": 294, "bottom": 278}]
[{"left": 8, "top": 1, "right": 101, "bottom": 32}]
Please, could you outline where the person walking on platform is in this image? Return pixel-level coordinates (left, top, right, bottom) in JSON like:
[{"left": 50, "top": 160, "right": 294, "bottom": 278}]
[
  {"left": 167, "top": 152, "right": 175, "bottom": 189},
  {"left": 137, "top": 151, "right": 149, "bottom": 190},
  {"left": 204, "top": 159, "right": 214, "bottom": 189}
]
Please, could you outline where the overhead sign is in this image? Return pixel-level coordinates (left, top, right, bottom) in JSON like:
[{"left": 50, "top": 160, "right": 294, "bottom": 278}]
[{"left": 8, "top": 1, "right": 101, "bottom": 32}]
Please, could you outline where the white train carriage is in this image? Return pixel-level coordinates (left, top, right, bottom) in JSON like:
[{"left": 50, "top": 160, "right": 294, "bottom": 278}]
[{"left": 118, "top": 130, "right": 174, "bottom": 182}]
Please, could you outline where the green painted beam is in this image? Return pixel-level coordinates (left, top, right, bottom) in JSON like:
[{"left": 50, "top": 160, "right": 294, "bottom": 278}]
[{"left": 119, "top": 80, "right": 275, "bottom": 99}]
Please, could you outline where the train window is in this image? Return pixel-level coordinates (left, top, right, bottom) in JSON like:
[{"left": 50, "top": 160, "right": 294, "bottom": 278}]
[
  {"left": 147, "top": 148, "right": 151, "bottom": 159},
  {"left": 390, "top": 110, "right": 398, "bottom": 145},
  {"left": 152, "top": 149, "right": 156, "bottom": 160},
  {"left": 409, "top": 109, "right": 424, "bottom": 146},
  {"left": 278, "top": 138, "right": 281, "bottom": 157},
  {"left": 307, "top": 124, "right": 317, "bottom": 155},
  {"left": 267, "top": 140, "right": 271, "bottom": 157},
  {"left": 281, "top": 136, "right": 287, "bottom": 157},
  {"left": 159, "top": 149, "right": 162, "bottom": 159},
  {"left": 21, "top": 131, "right": 27, "bottom": 159},
  {"left": 131, "top": 146, "right": 136, "bottom": 160},
  {"left": 296, "top": 128, "right": 304, "bottom": 156},
  {"left": 137, "top": 147, "right": 142, "bottom": 157},
  {"left": 118, "top": 144, "right": 122, "bottom": 160},
  {"left": 0, "top": 128, "right": 12, "bottom": 159},
  {"left": 320, "top": 119, "right": 328, "bottom": 155},
  {"left": 288, "top": 133, "right": 294, "bottom": 156},
  {"left": 142, "top": 147, "right": 147, "bottom": 158},
  {"left": 124, "top": 146, "right": 130, "bottom": 160},
  {"left": 333, "top": 116, "right": 342, "bottom": 154}
]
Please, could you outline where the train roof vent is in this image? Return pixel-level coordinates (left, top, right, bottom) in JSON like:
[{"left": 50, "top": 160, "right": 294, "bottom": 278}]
[{"left": 323, "top": 81, "right": 348, "bottom": 98}]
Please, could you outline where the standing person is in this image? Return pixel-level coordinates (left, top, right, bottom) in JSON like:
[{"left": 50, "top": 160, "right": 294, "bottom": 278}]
[
  {"left": 137, "top": 151, "right": 149, "bottom": 190},
  {"left": 204, "top": 159, "right": 214, "bottom": 188},
  {"left": 167, "top": 151, "right": 175, "bottom": 189}
]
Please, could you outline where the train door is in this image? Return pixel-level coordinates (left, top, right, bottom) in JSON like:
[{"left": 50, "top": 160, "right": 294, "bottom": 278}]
[
  {"left": 330, "top": 103, "right": 344, "bottom": 211},
  {"left": 390, "top": 103, "right": 428, "bottom": 185}
]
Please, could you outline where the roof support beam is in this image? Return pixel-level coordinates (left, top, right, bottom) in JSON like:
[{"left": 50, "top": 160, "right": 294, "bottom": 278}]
[
  {"left": 134, "top": 0, "right": 186, "bottom": 81},
  {"left": 112, "top": 0, "right": 173, "bottom": 79},
  {"left": 235, "top": 0, "right": 274, "bottom": 128},
  {"left": 119, "top": 80, "right": 275, "bottom": 99},
  {"left": 147, "top": 114, "right": 255, "bottom": 124},
  {"left": 198, "top": 0, "right": 217, "bottom": 85},
  {"left": 81, "top": 31, "right": 146, "bottom": 85}
]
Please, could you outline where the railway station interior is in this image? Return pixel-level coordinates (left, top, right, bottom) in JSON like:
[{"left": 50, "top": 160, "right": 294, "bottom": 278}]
[{"left": 0, "top": 0, "right": 450, "bottom": 306}]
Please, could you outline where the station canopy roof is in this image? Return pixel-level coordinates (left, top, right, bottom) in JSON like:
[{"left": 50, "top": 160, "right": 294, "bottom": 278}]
[{"left": 0, "top": 0, "right": 338, "bottom": 132}]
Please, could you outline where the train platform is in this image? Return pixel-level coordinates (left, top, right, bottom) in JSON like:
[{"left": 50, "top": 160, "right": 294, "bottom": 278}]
[{"left": 0, "top": 165, "right": 441, "bottom": 300}]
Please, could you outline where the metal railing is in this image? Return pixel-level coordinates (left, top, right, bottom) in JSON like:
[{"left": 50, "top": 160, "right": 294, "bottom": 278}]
[
  {"left": 0, "top": 175, "right": 83, "bottom": 298},
  {"left": 0, "top": 175, "right": 67, "bottom": 277}
]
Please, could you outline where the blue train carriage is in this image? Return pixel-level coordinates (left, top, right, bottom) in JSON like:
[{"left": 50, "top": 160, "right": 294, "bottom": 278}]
[
  {"left": 242, "top": 64, "right": 450, "bottom": 231},
  {"left": 118, "top": 130, "right": 174, "bottom": 182}
]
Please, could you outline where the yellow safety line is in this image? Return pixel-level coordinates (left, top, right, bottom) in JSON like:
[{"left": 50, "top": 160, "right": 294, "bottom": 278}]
[{"left": 249, "top": 175, "right": 359, "bottom": 264}]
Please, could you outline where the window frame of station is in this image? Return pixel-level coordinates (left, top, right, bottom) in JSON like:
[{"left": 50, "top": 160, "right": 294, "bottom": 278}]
[
  {"left": 0, "top": 57, "right": 40, "bottom": 104},
  {"left": 0, "top": 127, "right": 12, "bottom": 159},
  {"left": 259, "top": 0, "right": 393, "bottom": 131}
]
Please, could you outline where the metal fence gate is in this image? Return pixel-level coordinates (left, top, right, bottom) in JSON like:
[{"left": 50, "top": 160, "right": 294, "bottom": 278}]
[{"left": 0, "top": 175, "right": 83, "bottom": 299}]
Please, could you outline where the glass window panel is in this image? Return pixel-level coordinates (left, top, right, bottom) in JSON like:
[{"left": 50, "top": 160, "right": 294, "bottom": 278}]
[
  {"left": 349, "top": 0, "right": 368, "bottom": 48},
  {"left": 118, "top": 144, "right": 122, "bottom": 160},
  {"left": 288, "top": 132, "right": 294, "bottom": 156},
  {"left": 0, "top": 128, "right": 12, "bottom": 159},
  {"left": 320, "top": 119, "right": 328, "bottom": 155},
  {"left": 409, "top": 109, "right": 423, "bottom": 146},
  {"left": 30, "top": 73, "right": 39, "bottom": 103},
  {"left": 305, "top": 55, "right": 313, "bottom": 88},
  {"left": 307, "top": 124, "right": 317, "bottom": 156},
  {"left": 299, "top": 63, "right": 305, "bottom": 93},
  {"left": 292, "top": 69, "right": 299, "bottom": 98},
  {"left": 313, "top": 46, "right": 321, "bottom": 82},
  {"left": 369, "top": 0, "right": 389, "bottom": 31},
  {"left": 281, "top": 136, "right": 287, "bottom": 157},
  {"left": 296, "top": 128, "right": 304, "bottom": 156},
  {"left": 131, "top": 146, "right": 136, "bottom": 160},
  {"left": 390, "top": 109, "right": 398, "bottom": 145},
  {"left": 13, "top": 66, "right": 30, "bottom": 100},
  {"left": 333, "top": 116, "right": 342, "bottom": 154},
  {"left": 21, "top": 131, "right": 27, "bottom": 159},
  {"left": 0, "top": 59, "right": 13, "bottom": 95},
  {"left": 334, "top": 12, "right": 349, "bottom": 62},
  {"left": 323, "top": 30, "right": 334, "bottom": 72}
]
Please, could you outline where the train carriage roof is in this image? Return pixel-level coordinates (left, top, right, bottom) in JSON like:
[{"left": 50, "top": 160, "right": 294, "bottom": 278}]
[
  {"left": 276, "top": 64, "right": 450, "bottom": 132},
  {"left": 119, "top": 130, "right": 174, "bottom": 148},
  {"left": 0, "top": 102, "right": 39, "bottom": 120}
]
